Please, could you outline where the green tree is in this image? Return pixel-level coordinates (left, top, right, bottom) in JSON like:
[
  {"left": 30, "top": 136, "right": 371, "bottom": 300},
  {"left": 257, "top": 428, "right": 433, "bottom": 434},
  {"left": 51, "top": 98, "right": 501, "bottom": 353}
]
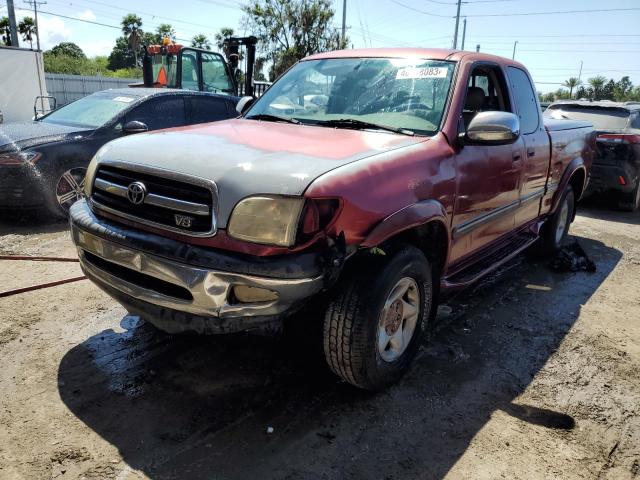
[
  {"left": 108, "top": 36, "right": 136, "bottom": 70},
  {"left": 121, "top": 13, "right": 143, "bottom": 66},
  {"left": 614, "top": 76, "right": 633, "bottom": 101},
  {"left": 588, "top": 75, "right": 607, "bottom": 100},
  {"left": 562, "top": 77, "right": 581, "bottom": 99},
  {"left": 1, "top": 16, "right": 12, "bottom": 46},
  {"left": 48, "top": 42, "right": 86, "bottom": 59},
  {"left": 191, "top": 34, "right": 211, "bottom": 49},
  {"left": 602, "top": 79, "right": 616, "bottom": 100},
  {"left": 575, "top": 85, "right": 588, "bottom": 100},
  {"left": 156, "top": 23, "right": 176, "bottom": 42},
  {"left": 18, "top": 16, "right": 36, "bottom": 49},
  {"left": 243, "top": 0, "right": 347, "bottom": 79}
]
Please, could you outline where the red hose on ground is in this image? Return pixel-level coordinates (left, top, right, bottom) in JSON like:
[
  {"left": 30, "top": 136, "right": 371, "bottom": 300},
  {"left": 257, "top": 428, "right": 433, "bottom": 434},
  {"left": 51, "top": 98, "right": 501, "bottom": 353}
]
[{"left": 0, "top": 255, "right": 85, "bottom": 297}]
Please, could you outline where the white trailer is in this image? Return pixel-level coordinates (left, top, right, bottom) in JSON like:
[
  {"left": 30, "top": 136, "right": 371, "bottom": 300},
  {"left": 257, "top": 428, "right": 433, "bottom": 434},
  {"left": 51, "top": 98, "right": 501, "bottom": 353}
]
[{"left": 0, "top": 46, "right": 50, "bottom": 123}]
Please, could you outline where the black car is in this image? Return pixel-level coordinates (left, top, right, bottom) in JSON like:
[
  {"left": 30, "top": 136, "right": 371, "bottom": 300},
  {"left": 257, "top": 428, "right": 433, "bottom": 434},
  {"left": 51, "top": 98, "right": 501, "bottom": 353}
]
[
  {"left": 546, "top": 100, "right": 640, "bottom": 211},
  {"left": 0, "top": 88, "right": 238, "bottom": 216}
]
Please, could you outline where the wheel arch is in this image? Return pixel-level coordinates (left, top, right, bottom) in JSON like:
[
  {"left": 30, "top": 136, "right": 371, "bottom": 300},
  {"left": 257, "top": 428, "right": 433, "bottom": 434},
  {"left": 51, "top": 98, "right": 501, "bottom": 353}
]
[
  {"left": 550, "top": 159, "right": 588, "bottom": 216},
  {"left": 360, "top": 200, "right": 450, "bottom": 278}
]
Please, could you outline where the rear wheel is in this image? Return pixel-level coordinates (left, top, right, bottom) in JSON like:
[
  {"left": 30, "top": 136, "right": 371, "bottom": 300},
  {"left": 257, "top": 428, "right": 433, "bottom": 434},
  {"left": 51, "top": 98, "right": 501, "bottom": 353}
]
[
  {"left": 323, "top": 245, "right": 434, "bottom": 391},
  {"left": 618, "top": 182, "right": 640, "bottom": 212},
  {"left": 539, "top": 185, "right": 575, "bottom": 254}
]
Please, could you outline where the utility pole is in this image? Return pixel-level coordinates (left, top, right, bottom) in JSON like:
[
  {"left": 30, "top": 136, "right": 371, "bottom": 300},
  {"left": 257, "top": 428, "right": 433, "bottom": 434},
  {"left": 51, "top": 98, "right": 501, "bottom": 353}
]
[
  {"left": 25, "top": 0, "right": 46, "bottom": 51},
  {"left": 512, "top": 40, "right": 518, "bottom": 60},
  {"left": 6, "top": 0, "right": 20, "bottom": 47},
  {"left": 452, "top": 0, "right": 462, "bottom": 49},
  {"left": 460, "top": 18, "right": 467, "bottom": 51},
  {"left": 577, "top": 60, "right": 583, "bottom": 83},
  {"left": 341, "top": 0, "right": 347, "bottom": 45}
]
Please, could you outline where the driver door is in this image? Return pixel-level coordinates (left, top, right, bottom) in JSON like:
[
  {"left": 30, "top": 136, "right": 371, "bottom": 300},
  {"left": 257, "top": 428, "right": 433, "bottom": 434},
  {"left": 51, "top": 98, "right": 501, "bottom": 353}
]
[{"left": 449, "top": 64, "right": 526, "bottom": 265}]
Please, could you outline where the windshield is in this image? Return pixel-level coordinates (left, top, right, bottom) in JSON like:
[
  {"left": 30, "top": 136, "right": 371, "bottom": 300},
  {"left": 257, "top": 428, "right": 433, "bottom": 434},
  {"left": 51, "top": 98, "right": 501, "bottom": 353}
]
[
  {"left": 41, "top": 92, "right": 139, "bottom": 129},
  {"left": 246, "top": 57, "right": 455, "bottom": 135},
  {"left": 545, "top": 105, "right": 631, "bottom": 130}
]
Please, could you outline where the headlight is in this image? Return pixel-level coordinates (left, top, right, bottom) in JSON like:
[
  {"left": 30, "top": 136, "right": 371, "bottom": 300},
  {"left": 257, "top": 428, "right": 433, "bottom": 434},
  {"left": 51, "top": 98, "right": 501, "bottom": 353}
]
[
  {"left": 84, "top": 157, "right": 99, "bottom": 197},
  {"left": 228, "top": 196, "right": 305, "bottom": 246},
  {"left": 0, "top": 150, "right": 41, "bottom": 165}
]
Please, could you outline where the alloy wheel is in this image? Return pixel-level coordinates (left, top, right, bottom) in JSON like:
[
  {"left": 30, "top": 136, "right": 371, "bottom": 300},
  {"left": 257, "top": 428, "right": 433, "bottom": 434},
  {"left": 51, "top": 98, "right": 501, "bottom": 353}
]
[
  {"left": 377, "top": 277, "right": 421, "bottom": 362},
  {"left": 55, "top": 167, "right": 87, "bottom": 212}
]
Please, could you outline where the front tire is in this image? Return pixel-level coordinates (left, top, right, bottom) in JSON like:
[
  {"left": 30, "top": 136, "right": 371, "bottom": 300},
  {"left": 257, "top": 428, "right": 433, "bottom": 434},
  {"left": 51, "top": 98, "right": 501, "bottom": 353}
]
[
  {"left": 323, "top": 245, "right": 434, "bottom": 391},
  {"left": 45, "top": 166, "right": 87, "bottom": 218}
]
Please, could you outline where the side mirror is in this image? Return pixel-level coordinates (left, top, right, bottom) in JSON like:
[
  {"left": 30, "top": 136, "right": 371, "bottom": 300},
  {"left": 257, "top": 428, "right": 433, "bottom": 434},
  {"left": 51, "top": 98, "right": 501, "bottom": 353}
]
[
  {"left": 465, "top": 111, "right": 520, "bottom": 145},
  {"left": 236, "top": 96, "right": 255, "bottom": 115},
  {"left": 123, "top": 120, "right": 148, "bottom": 134}
]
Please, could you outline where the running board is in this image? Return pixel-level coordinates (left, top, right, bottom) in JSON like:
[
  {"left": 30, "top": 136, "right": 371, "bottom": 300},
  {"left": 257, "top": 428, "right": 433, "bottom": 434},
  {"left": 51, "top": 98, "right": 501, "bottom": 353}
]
[{"left": 442, "top": 231, "right": 538, "bottom": 290}]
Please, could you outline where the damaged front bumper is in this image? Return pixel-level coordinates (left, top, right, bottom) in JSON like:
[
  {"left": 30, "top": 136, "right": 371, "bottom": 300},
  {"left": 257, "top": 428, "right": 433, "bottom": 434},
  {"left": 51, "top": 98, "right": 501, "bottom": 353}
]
[{"left": 69, "top": 200, "right": 327, "bottom": 334}]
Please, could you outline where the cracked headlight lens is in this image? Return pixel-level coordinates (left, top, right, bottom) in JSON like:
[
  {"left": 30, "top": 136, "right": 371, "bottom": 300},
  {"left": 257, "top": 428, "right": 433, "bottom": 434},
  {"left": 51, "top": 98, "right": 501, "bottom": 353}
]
[{"left": 228, "top": 195, "right": 304, "bottom": 246}]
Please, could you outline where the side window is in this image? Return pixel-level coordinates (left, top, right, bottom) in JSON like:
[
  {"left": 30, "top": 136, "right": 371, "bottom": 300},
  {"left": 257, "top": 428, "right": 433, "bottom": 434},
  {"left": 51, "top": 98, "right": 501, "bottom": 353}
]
[
  {"left": 201, "top": 52, "right": 235, "bottom": 94},
  {"left": 463, "top": 65, "right": 510, "bottom": 128},
  {"left": 126, "top": 97, "right": 186, "bottom": 130},
  {"left": 631, "top": 113, "right": 640, "bottom": 129},
  {"left": 186, "top": 96, "right": 233, "bottom": 124},
  {"left": 181, "top": 52, "right": 200, "bottom": 91},
  {"left": 507, "top": 66, "right": 540, "bottom": 134}
]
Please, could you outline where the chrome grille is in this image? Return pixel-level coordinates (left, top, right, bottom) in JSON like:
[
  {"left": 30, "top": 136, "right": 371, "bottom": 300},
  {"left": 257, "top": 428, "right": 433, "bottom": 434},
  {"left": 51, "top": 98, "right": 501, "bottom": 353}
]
[{"left": 90, "top": 163, "right": 217, "bottom": 236}]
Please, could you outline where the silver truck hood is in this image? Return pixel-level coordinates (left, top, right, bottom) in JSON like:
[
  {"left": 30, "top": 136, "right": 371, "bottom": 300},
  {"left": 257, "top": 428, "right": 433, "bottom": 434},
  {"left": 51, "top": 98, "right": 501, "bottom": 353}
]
[{"left": 93, "top": 119, "right": 426, "bottom": 227}]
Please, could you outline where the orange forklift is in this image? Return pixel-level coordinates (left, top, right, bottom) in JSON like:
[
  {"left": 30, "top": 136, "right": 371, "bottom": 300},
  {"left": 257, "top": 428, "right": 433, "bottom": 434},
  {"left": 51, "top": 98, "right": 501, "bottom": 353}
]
[{"left": 139, "top": 36, "right": 258, "bottom": 97}]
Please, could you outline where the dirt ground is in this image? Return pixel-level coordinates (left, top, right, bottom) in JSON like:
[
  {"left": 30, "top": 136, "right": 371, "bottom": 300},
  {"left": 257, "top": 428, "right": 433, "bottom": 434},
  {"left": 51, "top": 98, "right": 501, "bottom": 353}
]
[{"left": 0, "top": 202, "right": 638, "bottom": 480}]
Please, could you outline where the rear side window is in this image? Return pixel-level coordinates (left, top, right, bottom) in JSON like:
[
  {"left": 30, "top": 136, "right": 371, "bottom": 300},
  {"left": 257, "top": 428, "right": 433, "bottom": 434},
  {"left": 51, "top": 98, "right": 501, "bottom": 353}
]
[
  {"left": 126, "top": 96, "right": 186, "bottom": 130},
  {"left": 630, "top": 113, "right": 640, "bottom": 129},
  {"left": 186, "top": 96, "right": 233, "bottom": 124},
  {"left": 507, "top": 67, "right": 540, "bottom": 134}
]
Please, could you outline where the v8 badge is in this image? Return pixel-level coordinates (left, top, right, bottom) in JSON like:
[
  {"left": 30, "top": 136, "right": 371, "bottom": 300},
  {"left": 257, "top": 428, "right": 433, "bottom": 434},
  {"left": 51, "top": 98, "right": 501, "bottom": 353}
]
[{"left": 174, "top": 214, "right": 193, "bottom": 228}]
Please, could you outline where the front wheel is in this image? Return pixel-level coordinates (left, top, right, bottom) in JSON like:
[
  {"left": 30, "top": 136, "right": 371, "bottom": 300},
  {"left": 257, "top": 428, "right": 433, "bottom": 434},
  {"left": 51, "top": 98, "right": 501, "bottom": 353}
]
[
  {"left": 323, "top": 245, "right": 434, "bottom": 391},
  {"left": 46, "top": 166, "right": 87, "bottom": 218}
]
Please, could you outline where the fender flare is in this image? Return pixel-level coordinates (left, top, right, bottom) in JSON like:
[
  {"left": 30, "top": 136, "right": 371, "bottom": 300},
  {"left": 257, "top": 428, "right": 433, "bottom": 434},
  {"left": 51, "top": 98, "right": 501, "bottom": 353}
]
[
  {"left": 550, "top": 157, "right": 588, "bottom": 215},
  {"left": 361, "top": 199, "right": 450, "bottom": 250}
]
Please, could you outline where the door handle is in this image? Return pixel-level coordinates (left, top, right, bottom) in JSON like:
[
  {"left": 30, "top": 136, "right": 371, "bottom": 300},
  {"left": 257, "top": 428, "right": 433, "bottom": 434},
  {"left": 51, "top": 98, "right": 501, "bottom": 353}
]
[
  {"left": 512, "top": 152, "right": 522, "bottom": 162},
  {"left": 527, "top": 148, "right": 535, "bottom": 157}
]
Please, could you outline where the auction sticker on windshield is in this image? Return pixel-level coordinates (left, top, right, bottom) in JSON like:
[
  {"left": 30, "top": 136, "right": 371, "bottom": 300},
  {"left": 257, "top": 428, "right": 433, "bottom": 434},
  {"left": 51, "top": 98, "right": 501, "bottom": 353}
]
[{"left": 396, "top": 67, "right": 448, "bottom": 80}]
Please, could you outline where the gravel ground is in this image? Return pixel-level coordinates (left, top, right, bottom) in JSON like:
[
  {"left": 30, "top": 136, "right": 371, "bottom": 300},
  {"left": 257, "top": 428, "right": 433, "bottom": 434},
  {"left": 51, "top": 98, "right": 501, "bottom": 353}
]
[{"left": 0, "top": 203, "right": 638, "bottom": 480}]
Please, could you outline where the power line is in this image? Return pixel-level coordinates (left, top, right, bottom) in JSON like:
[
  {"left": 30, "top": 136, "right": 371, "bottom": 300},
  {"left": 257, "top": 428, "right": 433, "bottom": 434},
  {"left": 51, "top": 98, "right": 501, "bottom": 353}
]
[
  {"left": 387, "top": 0, "right": 453, "bottom": 18},
  {"left": 465, "top": 7, "right": 640, "bottom": 17}
]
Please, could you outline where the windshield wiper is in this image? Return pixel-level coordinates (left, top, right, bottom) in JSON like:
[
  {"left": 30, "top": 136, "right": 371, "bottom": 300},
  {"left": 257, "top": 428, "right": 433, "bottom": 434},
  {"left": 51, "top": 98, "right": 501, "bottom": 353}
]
[
  {"left": 245, "top": 113, "right": 300, "bottom": 124},
  {"left": 313, "top": 118, "right": 414, "bottom": 136}
]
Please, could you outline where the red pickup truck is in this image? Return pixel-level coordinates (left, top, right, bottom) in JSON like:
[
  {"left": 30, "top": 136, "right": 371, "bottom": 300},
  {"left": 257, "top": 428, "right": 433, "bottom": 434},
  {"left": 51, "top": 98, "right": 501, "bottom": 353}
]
[{"left": 70, "top": 48, "right": 595, "bottom": 390}]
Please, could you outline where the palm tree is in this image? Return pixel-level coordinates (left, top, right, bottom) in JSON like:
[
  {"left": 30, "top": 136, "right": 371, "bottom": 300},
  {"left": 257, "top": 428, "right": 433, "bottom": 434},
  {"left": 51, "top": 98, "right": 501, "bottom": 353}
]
[
  {"left": 156, "top": 23, "right": 176, "bottom": 43},
  {"left": 191, "top": 34, "right": 211, "bottom": 50},
  {"left": 588, "top": 75, "right": 607, "bottom": 101},
  {"left": 19, "top": 17, "right": 37, "bottom": 49},
  {"left": 562, "top": 77, "right": 581, "bottom": 99},
  {"left": 121, "top": 14, "right": 143, "bottom": 66},
  {"left": 215, "top": 27, "right": 234, "bottom": 57},
  {"left": 1, "top": 16, "right": 12, "bottom": 46}
]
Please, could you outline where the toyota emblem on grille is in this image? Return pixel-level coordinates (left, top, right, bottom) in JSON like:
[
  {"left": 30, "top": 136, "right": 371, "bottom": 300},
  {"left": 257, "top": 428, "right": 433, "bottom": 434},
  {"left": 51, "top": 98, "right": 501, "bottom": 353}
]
[{"left": 127, "top": 181, "right": 147, "bottom": 205}]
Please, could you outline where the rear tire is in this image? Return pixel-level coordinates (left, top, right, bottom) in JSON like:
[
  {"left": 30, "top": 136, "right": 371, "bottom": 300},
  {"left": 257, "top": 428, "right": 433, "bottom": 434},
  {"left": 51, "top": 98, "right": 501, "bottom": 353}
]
[
  {"left": 323, "top": 245, "right": 434, "bottom": 391},
  {"left": 539, "top": 185, "right": 575, "bottom": 254},
  {"left": 618, "top": 182, "right": 640, "bottom": 212}
]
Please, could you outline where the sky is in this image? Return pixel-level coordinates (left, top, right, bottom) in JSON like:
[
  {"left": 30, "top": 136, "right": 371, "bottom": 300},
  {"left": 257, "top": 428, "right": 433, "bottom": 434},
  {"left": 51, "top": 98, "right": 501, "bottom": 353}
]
[{"left": 2, "top": 0, "right": 640, "bottom": 93}]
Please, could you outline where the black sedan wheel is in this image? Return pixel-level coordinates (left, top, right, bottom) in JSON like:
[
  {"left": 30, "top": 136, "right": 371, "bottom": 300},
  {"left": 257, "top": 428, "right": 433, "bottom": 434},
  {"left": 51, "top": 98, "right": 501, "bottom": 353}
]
[{"left": 53, "top": 167, "right": 87, "bottom": 215}]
